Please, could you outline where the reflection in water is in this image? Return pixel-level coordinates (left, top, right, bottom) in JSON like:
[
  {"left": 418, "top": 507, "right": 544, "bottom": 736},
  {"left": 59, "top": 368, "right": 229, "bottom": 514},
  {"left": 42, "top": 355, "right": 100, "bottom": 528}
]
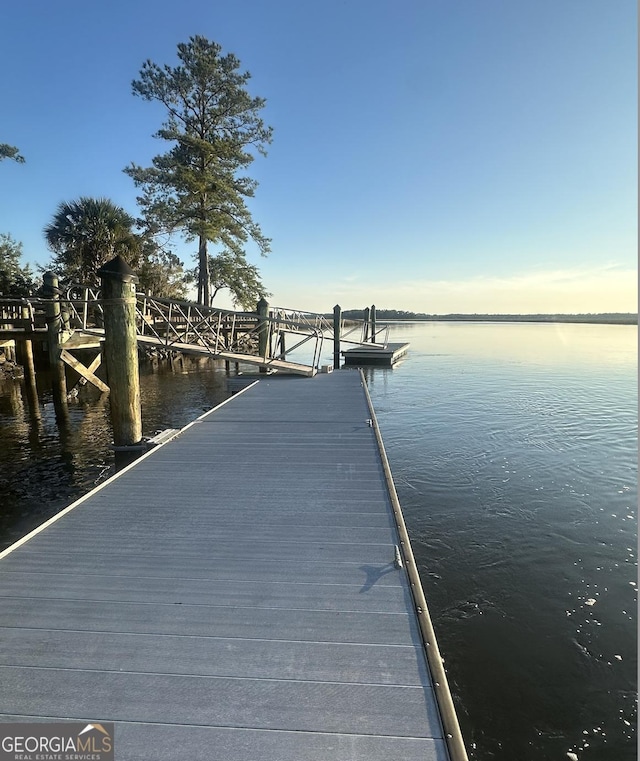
[
  {"left": 374, "top": 320, "right": 637, "bottom": 368},
  {"left": 21, "top": 366, "right": 39, "bottom": 422}
]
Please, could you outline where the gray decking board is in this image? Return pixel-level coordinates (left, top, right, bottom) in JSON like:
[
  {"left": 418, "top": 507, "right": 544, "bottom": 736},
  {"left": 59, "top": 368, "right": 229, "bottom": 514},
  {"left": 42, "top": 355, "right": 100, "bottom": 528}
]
[
  {"left": 0, "top": 552, "right": 405, "bottom": 587},
  {"left": 0, "top": 666, "right": 440, "bottom": 736},
  {"left": 0, "top": 718, "right": 449, "bottom": 761},
  {"left": 0, "top": 370, "right": 448, "bottom": 760},
  {"left": 0, "top": 597, "right": 422, "bottom": 647},
  {"left": 0, "top": 572, "right": 415, "bottom": 613},
  {"left": 0, "top": 628, "right": 430, "bottom": 685},
  {"left": 6, "top": 538, "right": 400, "bottom": 566},
  {"left": 5, "top": 522, "right": 397, "bottom": 546}
]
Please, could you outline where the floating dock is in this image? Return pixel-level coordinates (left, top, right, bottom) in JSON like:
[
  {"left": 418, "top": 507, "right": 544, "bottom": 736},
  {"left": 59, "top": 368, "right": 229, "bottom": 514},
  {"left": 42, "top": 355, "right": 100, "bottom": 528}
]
[
  {"left": 0, "top": 370, "right": 464, "bottom": 760},
  {"left": 342, "top": 341, "right": 410, "bottom": 366}
]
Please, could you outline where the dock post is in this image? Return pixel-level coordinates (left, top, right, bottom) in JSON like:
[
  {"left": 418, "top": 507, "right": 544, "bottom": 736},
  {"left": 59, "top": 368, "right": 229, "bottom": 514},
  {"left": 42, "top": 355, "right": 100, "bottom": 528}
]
[
  {"left": 4, "top": 341, "right": 16, "bottom": 363},
  {"left": 43, "top": 272, "right": 68, "bottom": 420},
  {"left": 19, "top": 301, "right": 37, "bottom": 399},
  {"left": 257, "top": 297, "right": 270, "bottom": 372},
  {"left": 97, "top": 256, "right": 143, "bottom": 449},
  {"left": 333, "top": 304, "right": 341, "bottom": 370},
  {"left": 371, "top": 304, "right": 376, "bottom": 344},
  {"left": 363, "top": 307, "right": 370, "bottom": 342}
]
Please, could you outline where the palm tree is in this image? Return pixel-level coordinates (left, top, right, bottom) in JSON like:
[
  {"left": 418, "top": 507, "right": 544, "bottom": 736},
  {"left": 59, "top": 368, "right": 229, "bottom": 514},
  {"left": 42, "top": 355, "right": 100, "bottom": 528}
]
[{"left": 44, "top": 197, "right": 141, "bottom": 283}]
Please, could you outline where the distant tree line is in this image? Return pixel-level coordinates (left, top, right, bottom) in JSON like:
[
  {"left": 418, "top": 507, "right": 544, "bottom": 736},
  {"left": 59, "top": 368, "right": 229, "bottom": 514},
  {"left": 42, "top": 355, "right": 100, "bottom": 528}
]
[
  {"left": 1, "top": 36, "right": 272, "bottom": 308},
  {"left": 336, "top": 309, "right": 637, "bottom": 325}
]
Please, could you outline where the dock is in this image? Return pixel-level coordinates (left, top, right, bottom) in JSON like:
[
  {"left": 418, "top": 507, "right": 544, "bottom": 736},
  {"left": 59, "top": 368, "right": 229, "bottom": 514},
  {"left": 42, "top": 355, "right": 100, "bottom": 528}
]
[
  {"left": 343, "top": 341, "right": 410, "bottom": 366},
  {"left": 0, "top": 370, "right": 464, "bottom": 760}
]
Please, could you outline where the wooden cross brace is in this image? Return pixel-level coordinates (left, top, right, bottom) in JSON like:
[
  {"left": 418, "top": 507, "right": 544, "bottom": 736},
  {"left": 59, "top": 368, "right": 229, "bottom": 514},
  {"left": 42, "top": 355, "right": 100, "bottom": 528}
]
[{"left": 60, "top": 349, "right": 110, "bottom": 394}]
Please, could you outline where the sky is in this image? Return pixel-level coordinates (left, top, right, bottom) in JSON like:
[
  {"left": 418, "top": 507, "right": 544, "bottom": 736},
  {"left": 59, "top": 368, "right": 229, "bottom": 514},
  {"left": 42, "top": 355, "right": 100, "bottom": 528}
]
[{"left": 0, "top": 0, "right": 636, "bottom": 314}]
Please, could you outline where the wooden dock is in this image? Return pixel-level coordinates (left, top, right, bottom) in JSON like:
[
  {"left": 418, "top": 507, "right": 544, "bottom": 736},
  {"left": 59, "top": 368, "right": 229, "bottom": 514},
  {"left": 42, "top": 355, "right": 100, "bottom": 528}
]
[{"left": 0, "top": 370, "right": 464, "bottom": 760}]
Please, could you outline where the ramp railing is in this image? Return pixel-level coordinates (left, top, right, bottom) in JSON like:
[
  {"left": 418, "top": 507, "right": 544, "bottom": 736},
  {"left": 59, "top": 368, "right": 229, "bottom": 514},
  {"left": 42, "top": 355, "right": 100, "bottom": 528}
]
[
  {"left": 135, "top": 295, "right": 325, "bottom": 371},
  {"left": 271, "top": 305, "right": 390, "bottom": 347},
  {"left": 51, "top": 288, "right": 325, "bottom": 373}
]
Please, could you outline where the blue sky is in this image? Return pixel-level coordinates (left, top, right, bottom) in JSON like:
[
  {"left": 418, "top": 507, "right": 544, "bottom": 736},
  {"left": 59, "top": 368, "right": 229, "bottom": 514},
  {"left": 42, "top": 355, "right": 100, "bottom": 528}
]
[{"left": 0, "top": 0, "right": 636, "bottom": 313}]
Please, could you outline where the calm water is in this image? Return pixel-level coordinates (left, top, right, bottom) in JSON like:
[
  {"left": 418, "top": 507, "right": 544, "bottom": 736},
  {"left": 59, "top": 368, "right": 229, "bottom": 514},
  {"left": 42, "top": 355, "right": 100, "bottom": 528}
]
[
  {"left": 364, "top": 323, "right": 637, "bottom": 761},
  {"left": 0, "top": 322, "right": 636, "bottom": 760}
]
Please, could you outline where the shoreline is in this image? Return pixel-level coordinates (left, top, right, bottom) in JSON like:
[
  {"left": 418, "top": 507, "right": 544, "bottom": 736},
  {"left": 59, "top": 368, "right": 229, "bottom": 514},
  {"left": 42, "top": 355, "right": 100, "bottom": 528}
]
[{"left": 338, "top": 313, "right": 637, "bottom": 326}]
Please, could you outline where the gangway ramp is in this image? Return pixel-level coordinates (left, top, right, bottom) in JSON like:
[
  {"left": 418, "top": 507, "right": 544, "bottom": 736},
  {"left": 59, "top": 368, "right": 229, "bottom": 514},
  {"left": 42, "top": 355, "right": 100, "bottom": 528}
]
[{"left": 136, "top": 334, "right": 317, "bottom": 375}]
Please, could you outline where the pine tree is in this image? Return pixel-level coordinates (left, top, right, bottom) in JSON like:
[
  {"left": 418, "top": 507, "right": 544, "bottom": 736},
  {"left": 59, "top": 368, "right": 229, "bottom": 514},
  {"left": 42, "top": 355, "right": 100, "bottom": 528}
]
[
  {"left": 0, "top": 144, "right": 25, "bottom": 163},
  {"left": 125, "top": 36, "right": 272, "bottom": 306},
  {"left": 0, "top": 234, "right": 34, "bottom": 295}
]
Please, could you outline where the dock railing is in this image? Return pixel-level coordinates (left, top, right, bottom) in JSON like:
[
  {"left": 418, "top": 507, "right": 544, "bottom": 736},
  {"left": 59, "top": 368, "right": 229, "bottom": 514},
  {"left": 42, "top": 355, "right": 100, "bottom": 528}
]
[
  {"left": 0, "top": 299, "right": 45, "bottom": 332},
  {"left": 29, "top": 287, "right": 328, "bottom": 374},
  {"left": 136, "top": 294, "right": 325, "bottom": 371}
]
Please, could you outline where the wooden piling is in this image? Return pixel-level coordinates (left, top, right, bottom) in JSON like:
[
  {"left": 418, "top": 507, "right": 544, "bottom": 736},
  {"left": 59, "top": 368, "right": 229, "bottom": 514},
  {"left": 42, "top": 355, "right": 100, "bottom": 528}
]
[
  {"left": 333, "top": 304, "right": 341, "bottom": 370},
  {"left": 19, "top": 302, "right": 37, "bottom": 401},
  {"left": 97, "top": 256, "right": 142, "bottom": 449},
  {"left": 4, "top": 342, "right": 16, "bottom": 363},
  {"left": 363, "top": 307, "right": 370, "bottom": 342},
  {"left": 371, "top": 304, "right": 377, "bottom": 344},
  {"left": 257, "top": 297, "right": 270, "bottom": 372},
  {"left": 43, "top": 272, "right": 68, "bottom": 420}
]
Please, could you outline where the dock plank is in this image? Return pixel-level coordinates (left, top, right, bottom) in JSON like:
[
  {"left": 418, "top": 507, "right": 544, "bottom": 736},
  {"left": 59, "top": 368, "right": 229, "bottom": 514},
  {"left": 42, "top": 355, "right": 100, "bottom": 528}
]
[
  {"left": 0, "top": 597, "right": 421, "bottom": 646},
  {"left": 0, "top": 628, "right": 429, "bottom": 685},
  {"left": 0, "top": 666, "right": 441, "bottom": 736},
  {"left": 0, "top": 717, "right": 449, "bottom": 761}
]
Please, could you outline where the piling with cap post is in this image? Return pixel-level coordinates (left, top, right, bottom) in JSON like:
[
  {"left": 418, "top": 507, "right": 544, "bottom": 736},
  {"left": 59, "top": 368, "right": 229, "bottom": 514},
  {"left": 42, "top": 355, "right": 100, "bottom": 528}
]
[
  {"left": 333, "top": 304, "right": 341, "bottom": 370},
  {"left": 97, "top": 256, "right": 142, "bottom": 449}
]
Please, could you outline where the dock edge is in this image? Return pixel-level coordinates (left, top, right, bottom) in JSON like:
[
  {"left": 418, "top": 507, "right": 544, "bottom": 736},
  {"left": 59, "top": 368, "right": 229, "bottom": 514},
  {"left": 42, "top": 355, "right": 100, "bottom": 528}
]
[{"left": 359, "top": 368, "right": 469, "bottom": 761}]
